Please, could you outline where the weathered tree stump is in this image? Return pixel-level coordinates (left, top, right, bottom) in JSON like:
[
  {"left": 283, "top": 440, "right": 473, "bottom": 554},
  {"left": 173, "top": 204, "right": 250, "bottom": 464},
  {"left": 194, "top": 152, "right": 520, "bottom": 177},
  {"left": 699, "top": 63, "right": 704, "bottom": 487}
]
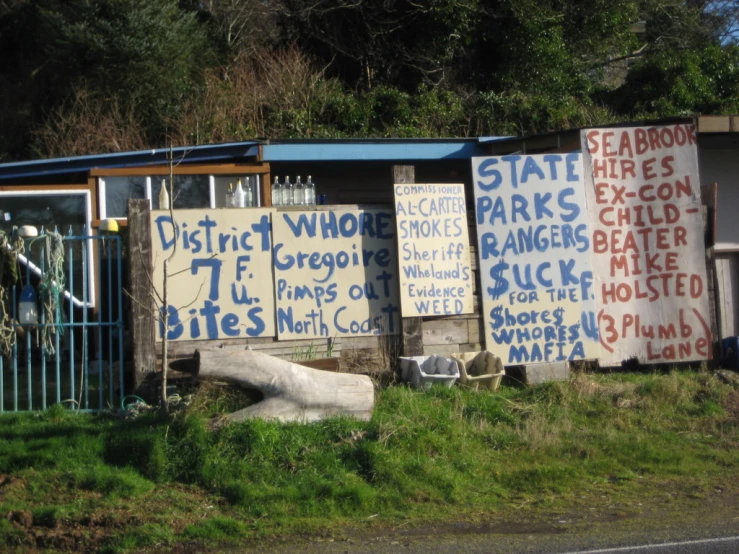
[{"left": 196, "top": 349, "right": 374, "bottom": 422}]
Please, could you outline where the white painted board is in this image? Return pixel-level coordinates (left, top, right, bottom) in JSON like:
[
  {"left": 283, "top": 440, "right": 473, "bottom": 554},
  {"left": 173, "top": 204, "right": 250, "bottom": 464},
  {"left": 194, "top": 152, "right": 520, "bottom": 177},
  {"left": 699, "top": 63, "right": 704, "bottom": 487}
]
[
  {"left": 472, "top": 153, "right": 600, "bottom": 365},
  {"left": 581, "top": 124, "right": 712, "bottom": 364},
  {"left": 151, "top": 208, "right": 275, "bottom": 341},
  {"left": 272, "top": 208, "right": 401, "bottom": 339},
  {"left": 393, "top": 183, "right": 474, "bottom": 317}
]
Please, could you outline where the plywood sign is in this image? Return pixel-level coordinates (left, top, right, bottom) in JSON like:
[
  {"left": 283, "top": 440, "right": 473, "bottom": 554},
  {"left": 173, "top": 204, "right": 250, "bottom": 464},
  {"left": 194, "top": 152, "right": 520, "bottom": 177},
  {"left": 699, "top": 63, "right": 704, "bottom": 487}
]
[
  {"left": 472, "top": 153, "right": 599, "bottom": 364},
  {"left": 393, "top": 183, "right": 473, "bottom": 317},
  {"left": 581, "top": 124, "right": 712, "bottom": 364},
  {"left": 272, "top": 208, "right": 401, "bottom": 339},
  {"left": 151, "top": 209, "right": 276, "bottom": 341}
]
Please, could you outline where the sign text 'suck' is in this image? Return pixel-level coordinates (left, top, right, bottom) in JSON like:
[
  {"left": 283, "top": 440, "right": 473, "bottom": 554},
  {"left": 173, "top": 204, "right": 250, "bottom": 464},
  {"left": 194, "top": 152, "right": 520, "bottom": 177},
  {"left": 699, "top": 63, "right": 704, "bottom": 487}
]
[
  {"left": 393, "top": 183, "right": 473, "bottom": 317},
  {"left": 582, "top": 124, "right": 711, "bottom": 364},
  {"left": 151, "top": 209, "right": 276, "bottom": 341},
  {"left": 472, "top": 154, "right": 599, "bottom": 364},
  {"left": 272, "top": 208, "right": 400, "bottom": 339}
]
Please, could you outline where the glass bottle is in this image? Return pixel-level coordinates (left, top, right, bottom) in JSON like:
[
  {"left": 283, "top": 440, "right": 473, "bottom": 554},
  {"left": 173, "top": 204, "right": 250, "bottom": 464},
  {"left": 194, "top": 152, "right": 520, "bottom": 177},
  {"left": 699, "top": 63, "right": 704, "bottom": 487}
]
[
  {"left": 244, "top": 177, "right": 253, "bottom": 207},
  {"left": 282, "top": 176, "right": 294, "bottom": 206},
  {"left": 305, "top": 175, "right": 316, "bottom": 205},
  {"left": 225, "top": 182, "right": 234, "bottom": 208},
  {"left": 158, "top": 179, "right": 170, "bottom": 210},
  {"left": 234, "top": 179, "right": 246, "bottom": 208},
  {"left": 271, "top": 176, "right": 282, "bottom": 206},
  {"left": 293, "top": 176, "right": 304, "bottom": 206}
]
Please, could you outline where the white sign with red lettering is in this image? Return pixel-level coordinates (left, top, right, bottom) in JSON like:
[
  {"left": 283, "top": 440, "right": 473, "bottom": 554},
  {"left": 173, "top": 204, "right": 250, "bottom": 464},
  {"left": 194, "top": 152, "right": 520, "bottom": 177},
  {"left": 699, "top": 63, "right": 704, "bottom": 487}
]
[{"left": 581, "top": 124, "right": 712, "bottom": 364}]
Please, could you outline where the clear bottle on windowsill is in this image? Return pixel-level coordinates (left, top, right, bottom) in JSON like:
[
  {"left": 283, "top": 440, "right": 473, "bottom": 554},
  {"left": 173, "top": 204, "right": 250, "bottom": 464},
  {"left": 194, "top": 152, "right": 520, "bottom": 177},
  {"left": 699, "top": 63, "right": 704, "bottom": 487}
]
[
  {"left": 234, "top": 179, "right": 246, "bottom": 208},
  {"left": 243, "top": 178, "right": 253, "bottom": 207},
  {"left": 293, "top": 176, "right": 304, "bottom": 206},
  {"left": 282, "top": 176, "right": 294, "bottom": 206},
  {"left": 225, "top": 182, "right": 235, "bottom": 208},
  {"left": 271, "top": 176, "right": 282, "bottom": 206},
  {"left": 305, "top": 175, "right": 316, "bottom": 205}
]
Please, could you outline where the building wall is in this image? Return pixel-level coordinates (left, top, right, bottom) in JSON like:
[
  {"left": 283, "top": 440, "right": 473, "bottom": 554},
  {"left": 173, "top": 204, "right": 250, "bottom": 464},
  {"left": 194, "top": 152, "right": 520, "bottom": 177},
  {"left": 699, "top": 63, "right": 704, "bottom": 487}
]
[
  {"left": 699, "top": 134, "right": 739, "bottom": 250},
  {"left": 162, "top": 159, "right": 486, "bottom": 375}
]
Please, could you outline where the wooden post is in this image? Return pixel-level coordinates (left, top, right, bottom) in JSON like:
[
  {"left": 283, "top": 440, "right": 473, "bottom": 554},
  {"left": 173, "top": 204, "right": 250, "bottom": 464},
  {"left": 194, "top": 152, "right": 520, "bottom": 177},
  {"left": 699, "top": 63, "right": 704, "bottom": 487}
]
[
  {"left": 393, "top": 165, "right": 424, "bottom": 357},
  {"left": 127, "top": 199, "right": 156, "bottom": 389},
  {"left": 261, "top": 172, "right": 272, "bottom": 207},
  {"left": 702, "top": 183, "right": 720, "bottom": 365}
]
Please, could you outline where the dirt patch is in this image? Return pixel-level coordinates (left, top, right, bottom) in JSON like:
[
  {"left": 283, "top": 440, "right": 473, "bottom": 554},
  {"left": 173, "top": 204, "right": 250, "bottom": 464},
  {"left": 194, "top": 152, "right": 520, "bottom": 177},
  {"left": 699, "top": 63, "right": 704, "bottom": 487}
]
[
  {"left": 7, "top": 510, "right": 33, "bottom": 528},
  {"left": 571, "top": 374, "right": 638, "bottom": 406},
  {"left": 0, "top": 474, "right": 24, "bottom": 498},
  {"left": 725, "top": 390, "right": 739, "bottom": 420}
]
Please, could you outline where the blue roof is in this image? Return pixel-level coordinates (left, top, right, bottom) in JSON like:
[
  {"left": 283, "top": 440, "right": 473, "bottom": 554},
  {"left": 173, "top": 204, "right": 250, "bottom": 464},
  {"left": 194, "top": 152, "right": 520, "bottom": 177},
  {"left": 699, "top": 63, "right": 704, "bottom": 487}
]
[
  {"left": 0, "top": 137, "right": 509, "bottom": 181},
  {"left": 0, "top": 142, "right": 262, "bottom": 181},
  {"left": 261, "top": 138, "right": 507, "bottom": 161}
]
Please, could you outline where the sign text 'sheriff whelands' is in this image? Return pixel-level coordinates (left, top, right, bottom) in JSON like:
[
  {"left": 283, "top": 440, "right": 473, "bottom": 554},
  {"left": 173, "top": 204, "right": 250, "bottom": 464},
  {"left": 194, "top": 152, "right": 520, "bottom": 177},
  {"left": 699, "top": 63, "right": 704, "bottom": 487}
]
[
  {"left": 581, "top": 124, "right": 711, "bottom": 364},
  {"left": 393, "top": 183, "right": 473, "bottom": 317}
]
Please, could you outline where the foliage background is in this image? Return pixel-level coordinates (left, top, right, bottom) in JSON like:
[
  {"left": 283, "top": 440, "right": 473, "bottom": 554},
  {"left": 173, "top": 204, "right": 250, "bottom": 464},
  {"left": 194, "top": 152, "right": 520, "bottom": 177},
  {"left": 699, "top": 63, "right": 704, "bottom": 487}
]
[{"left": 0, "top": 0, "right": 737, "bottom": 160}]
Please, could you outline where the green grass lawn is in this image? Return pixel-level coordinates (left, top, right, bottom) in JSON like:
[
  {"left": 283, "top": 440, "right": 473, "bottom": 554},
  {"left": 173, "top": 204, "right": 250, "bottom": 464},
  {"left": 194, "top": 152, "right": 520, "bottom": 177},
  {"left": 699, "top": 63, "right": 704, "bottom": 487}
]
[{"left": 0, "top": 370, "right": 737, "bottom": 553}]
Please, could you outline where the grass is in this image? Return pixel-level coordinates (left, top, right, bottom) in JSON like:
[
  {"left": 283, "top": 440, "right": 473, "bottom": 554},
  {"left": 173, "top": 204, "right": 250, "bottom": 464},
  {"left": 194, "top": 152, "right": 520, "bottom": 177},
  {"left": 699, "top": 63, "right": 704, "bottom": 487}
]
[{"left": 0, "top": 370, "right": 737, "bottom": 552}]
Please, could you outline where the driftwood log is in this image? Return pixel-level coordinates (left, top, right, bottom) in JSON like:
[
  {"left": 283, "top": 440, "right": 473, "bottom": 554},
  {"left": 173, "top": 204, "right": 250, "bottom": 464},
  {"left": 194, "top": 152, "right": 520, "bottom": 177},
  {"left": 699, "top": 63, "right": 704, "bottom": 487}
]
[{"left": 196, "top": 349, "right": 374, "bottom": 423}]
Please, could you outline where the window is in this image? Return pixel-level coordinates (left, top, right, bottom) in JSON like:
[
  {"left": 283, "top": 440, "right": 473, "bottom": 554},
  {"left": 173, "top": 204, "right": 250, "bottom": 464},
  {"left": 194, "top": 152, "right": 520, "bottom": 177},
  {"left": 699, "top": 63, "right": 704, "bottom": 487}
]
[
  {"left": 152, "top": 175, "right": 210, "bottom": 210},
  {"left": 212, "top": 175, "right": 259, "bottom": 208},
  {"left": 96, "top": 167, "right": 269, "bottom": 218},
  {"left": 0, "top": 189, "right": 96, "bottom": 307},
  {"left": 99, "top": 176, "right": 146, "bottom": 219}
]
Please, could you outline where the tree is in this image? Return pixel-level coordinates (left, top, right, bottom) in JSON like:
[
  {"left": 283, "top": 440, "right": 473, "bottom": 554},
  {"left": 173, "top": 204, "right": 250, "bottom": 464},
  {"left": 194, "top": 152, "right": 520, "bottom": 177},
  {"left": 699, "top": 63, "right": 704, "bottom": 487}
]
[
  {"left": 276, "top": 0, "right": 481, "bottom": 89},
  {"left": 614, "top": 43, "right": 739, "bottom": 117},
  {"left": 0, "top": 0, "right": 217, "bottom": 159}
]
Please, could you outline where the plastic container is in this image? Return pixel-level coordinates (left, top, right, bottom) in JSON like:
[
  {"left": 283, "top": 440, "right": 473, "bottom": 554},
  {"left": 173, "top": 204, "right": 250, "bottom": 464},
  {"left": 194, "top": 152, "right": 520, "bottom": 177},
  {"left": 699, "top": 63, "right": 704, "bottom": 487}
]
[
  {"left": 451, "top": 351, "right": 505, "bottom": 391},
  {"left": 399, "top": 355, "right": 459, "bottom": 390},
  {"left": 19, "top": 284, "right": 38, "bottom": 327}
]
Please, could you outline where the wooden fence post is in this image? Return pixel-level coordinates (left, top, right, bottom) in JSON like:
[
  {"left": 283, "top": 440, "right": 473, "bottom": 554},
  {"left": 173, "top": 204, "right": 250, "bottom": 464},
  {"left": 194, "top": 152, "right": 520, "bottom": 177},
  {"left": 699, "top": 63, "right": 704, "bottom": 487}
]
[
  {"left": 392, "top": 165, "right": 424, "bottom": 357},
  {"left": 127, "top": 199, "right": 156, "bottom": 389}
]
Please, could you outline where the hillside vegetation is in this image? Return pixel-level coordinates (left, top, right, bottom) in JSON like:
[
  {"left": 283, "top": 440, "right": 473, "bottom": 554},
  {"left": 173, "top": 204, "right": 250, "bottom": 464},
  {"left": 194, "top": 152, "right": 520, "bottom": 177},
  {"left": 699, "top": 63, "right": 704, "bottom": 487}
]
[{"left": 0, "top": 1, "right": 738, "bottom": 160}]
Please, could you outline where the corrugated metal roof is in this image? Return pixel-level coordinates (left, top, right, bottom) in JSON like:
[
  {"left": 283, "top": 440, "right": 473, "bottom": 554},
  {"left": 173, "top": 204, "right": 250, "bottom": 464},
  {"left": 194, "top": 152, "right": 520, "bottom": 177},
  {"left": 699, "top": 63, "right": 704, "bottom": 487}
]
[
  {"left": 0, "top": 137, "right": 510, "bottom": 180},
  {"left": 261, "top": 137, "right": 508, "bottom": 161},
  {"left": 0, "top": 142, "right": 262, "bottom": 181}
]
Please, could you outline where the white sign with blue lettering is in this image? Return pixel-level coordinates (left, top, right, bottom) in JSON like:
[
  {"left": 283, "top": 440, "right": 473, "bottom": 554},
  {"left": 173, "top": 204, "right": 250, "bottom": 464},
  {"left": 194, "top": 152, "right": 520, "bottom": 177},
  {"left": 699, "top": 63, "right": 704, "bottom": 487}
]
[
  {"left": 472, "top": 154, "right": 599, "bottom": 364},
  {"left": 272, "top": 208, "right": 401, "bottom": 340},
  {"left": 151, "top": 209, "right": 275, "bottom": 341},
  {"left": 393, "top": 183, "right": 473, "bottom": 317}
]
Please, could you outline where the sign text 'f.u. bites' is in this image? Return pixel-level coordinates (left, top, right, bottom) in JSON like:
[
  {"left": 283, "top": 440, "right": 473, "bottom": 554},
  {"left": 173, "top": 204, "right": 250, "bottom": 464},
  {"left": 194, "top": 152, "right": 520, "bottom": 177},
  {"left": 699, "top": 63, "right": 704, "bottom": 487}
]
[{"left": 151, "top": 208, "right": 276, "bottom": 341}]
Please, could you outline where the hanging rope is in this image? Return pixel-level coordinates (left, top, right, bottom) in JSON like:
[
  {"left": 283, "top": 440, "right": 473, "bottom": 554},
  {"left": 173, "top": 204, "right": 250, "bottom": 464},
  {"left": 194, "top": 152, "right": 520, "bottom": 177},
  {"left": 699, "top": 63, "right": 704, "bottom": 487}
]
[
  {"left": 37, "top": 230, "right": 65, "bottom": 357},
  {"left": 0, "top": 230, "right": 23, "bottom": 357}
]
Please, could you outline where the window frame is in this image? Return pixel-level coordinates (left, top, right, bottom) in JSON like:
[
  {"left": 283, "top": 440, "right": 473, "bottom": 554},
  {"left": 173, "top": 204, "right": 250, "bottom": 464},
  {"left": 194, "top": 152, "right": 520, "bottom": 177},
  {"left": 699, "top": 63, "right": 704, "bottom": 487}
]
[
  {"left": 92, "top": 164, "right": 271, "bottom": 221},
  {"left": 0, "top": 184, "right": 96, "bottom": 308}
]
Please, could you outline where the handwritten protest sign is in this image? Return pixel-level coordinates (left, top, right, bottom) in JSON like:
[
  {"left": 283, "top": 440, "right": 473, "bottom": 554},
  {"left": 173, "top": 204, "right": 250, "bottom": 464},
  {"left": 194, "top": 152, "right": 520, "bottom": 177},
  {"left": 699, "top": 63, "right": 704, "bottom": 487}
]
[
  {"left": 581, "top": 124, "right": 711, "bottom": 364},
  {"left": 151, "top": 209, "right": 275, "bottom": 341},
  {"left": 393, "top": 183, "right": 473, "bottom": 317},
  {"left": 472, "top": 154, "right": 599, "bottom": 364},
  {"left": 272, "top": 208, "right": 400, "bottom": 339}
]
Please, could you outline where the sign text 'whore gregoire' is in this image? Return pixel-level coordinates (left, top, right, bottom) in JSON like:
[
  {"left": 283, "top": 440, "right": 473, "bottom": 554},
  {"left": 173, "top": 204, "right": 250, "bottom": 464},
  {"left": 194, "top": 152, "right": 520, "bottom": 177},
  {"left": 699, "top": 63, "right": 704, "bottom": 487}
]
[{"left": 272, "top": 208, "right": 400, "bottom": 339}]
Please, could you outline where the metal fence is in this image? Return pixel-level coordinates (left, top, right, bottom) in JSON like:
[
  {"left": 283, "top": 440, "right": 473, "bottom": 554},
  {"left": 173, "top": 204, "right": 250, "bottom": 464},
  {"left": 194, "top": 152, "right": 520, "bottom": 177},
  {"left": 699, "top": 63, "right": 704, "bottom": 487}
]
[{"left": 0, "top": 230, "right": 124, "bottom": 412}]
